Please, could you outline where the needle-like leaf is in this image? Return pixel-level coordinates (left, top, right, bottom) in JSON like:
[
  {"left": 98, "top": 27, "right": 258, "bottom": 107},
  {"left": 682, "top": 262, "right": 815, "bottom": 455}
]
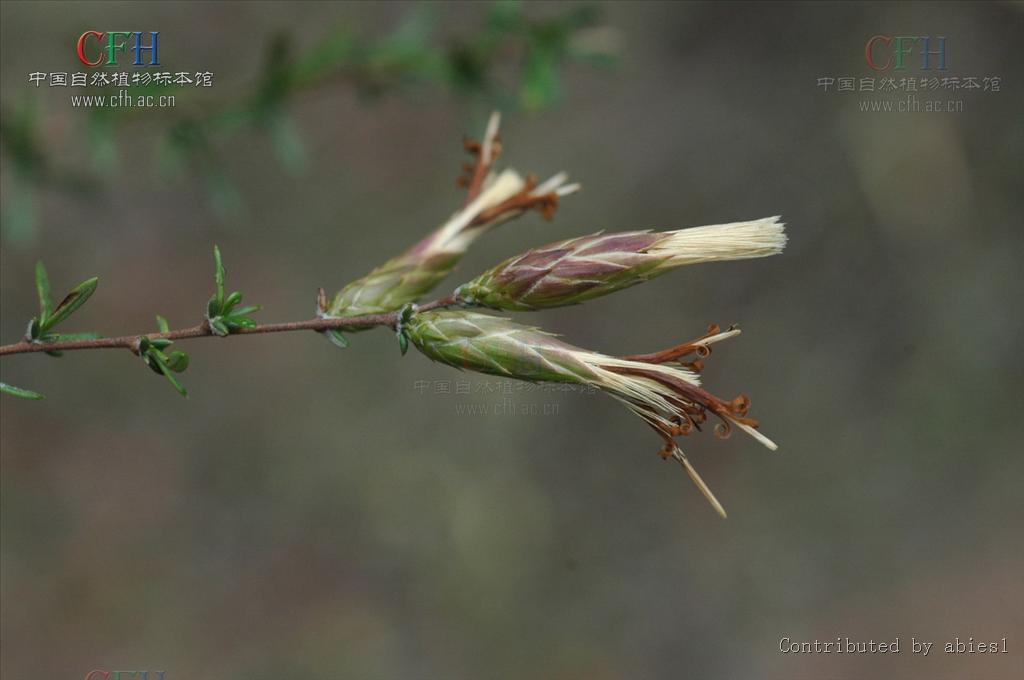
[
  {"left": 209, "top": 318, "right": 230, "bottom": 337},
  {"left": 222, "top": 291, "right": 242, "bottom": 314},
  {"left": 42, "top": 277, "right": 99, "bottom": 331},
  {"left": 151, "top": 353, "right": 188, "bottom": 397},
  {"left": 231, "top": 305, "right": 260, "bottom": 317},
  {"left": 326, "top": 329, "right": 349, "bottom": 349},
  {"left": 1, "top": 382, "right": 45, "bottom": 400},
  {"left": 223, "top": 315, "right": 256, "bottom": 330},
  {"left": 35, "top": 261, "right": 52, "bottom": 326},
  {"left": 213, "top": 245, "right": 225, "bottom": 308}
]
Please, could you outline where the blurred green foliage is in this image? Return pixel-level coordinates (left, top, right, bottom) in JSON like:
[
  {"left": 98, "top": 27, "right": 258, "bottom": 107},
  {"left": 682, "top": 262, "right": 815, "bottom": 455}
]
[{"left": 0, "top": 1, "right": 616, "bottom": 242}]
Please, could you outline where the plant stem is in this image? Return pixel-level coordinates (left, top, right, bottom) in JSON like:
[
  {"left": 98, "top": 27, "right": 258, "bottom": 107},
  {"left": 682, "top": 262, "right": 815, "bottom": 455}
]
[{"left": 0, "top": 297, "right": 457, "bottom": 357}]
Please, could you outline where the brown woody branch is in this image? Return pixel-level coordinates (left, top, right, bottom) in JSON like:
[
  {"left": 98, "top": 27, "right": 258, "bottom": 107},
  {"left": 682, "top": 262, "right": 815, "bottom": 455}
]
[{"left": 0, "top": 297, "right": 456, "bottom": 357}]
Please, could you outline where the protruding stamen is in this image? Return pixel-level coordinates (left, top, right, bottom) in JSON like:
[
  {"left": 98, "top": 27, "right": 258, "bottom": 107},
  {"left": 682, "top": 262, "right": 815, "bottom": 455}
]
[
  {"left": 666, "top": 444, "right": 727, "bottom": 519},
  {"left": 729, "top": 418, "right": 778, "bottom": 451},
  {"left": 472, "top": 174, "right": 563, "bottom": 225},
  {"left": 620, "top": 324, "right": 741, "bottom": 366},
  {"left": 480, "top": 111, "right": 501, "bottom": 166},
  {"left": 462, "top": 111, "right": 503, "bottom": 204}
]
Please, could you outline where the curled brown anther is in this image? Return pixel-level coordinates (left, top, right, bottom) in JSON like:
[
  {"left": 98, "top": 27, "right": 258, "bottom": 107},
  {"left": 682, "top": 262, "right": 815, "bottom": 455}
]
[
  {"left": 619, "top": 323, "right": 731, "bottom": 366},
  {"left": 456, "top": 162, "right": 477, "bottom": 188},
  {"left": 669, "top": 418, "right": 695, "bottom": 436},
  {"left": 650, "top": 424, "right": 678, "bottom": 458},
  {"left": 728, "top": 394, "right": 751, "bottom": 417}
]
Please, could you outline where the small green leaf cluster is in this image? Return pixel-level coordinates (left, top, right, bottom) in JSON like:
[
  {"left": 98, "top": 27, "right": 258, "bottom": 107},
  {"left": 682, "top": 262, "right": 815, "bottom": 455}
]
[
  {"left": 395, "top": 303, "right": 417, "bottom": 356},
  {"left": 26, "top": 261, "right": 100, "bottom": 354},
  {"left": 4, "top": 262, "right": 101, "bottom": 399},
  {"left": 205, "top": 245, "right": 260, "bottom": 337},
  {"left": 138, "top": 315, "right": 190, "bottom": 397}
]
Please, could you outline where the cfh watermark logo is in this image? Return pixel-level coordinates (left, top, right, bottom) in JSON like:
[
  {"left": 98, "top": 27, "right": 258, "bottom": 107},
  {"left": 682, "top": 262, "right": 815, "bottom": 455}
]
[
  {"left": 814, "top": 34, "right": 1002, "bottom": 113},
  {"left": 84, "top": 670, "right": 165, "bottom": 680},
  {"left": 26, "top": 30, "right": 212, "bottom": 110},
  {"left": 865, "top": 35, "right": 948, "bottom": 71},
  {"left": 76, "top": 31, "right": 160, "bottom": 67}
]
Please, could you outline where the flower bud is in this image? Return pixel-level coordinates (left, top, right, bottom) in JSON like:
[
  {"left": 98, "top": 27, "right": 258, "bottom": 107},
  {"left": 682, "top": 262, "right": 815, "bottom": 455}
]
[
  {"left": 327, "top": 112, "right": 579, "bottom": 321},
  {"left": 455, "top": 217, "right": 786, "bottom": 310},
  {"left": 327, "top": 170, "right": 579, "bottom": 318}
]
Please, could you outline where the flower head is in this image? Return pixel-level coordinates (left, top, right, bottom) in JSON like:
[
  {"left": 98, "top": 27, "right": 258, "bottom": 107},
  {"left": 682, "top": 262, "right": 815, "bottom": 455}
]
[
  {"left": 405, "top": 309, "right": 776, "bottom": 517},
  {"left": 455, "top": 217, "right": 786, "bottom": 310}
]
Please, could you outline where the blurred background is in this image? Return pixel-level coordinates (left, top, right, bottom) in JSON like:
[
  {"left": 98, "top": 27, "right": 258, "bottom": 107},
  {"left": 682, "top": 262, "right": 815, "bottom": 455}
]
[{"left": 2, "top": 2, "right": 1022, "bottom": 678}]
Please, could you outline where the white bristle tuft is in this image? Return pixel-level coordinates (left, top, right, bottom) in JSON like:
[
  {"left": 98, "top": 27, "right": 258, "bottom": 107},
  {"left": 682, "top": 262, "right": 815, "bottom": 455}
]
[{"left": 650, "top": 216, "right": 787, "bottom": 266}]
